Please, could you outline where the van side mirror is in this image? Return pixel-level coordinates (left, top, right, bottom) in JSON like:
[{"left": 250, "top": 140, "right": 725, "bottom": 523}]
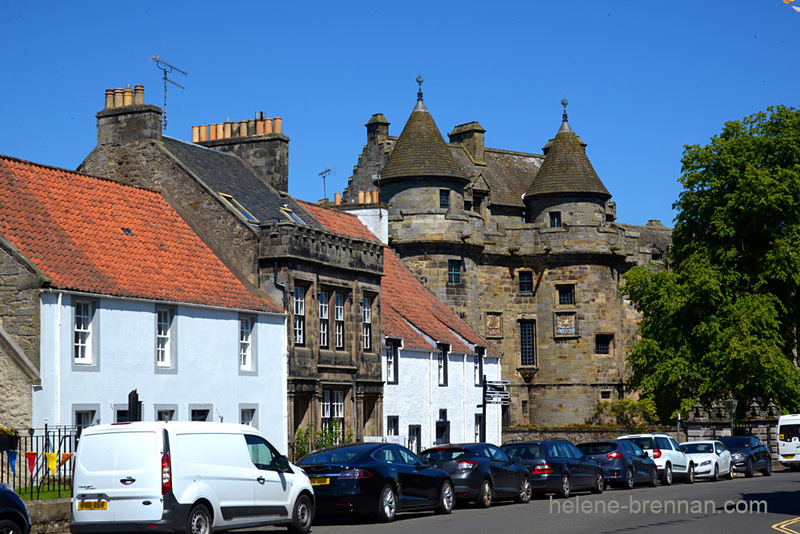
[{"left": 275, "top": 455, "right": 290, "bottom": 472}]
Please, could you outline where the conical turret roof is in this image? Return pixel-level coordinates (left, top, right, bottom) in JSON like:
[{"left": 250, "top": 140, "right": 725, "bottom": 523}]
[
  {"left": 525, "top": 118, "right": 610, "bottom": 199},
  {"left": 380, "top": 98, "right": 467, "bottom": 182}
]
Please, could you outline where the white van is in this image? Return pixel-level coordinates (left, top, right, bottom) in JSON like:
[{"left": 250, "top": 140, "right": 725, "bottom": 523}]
[
  {"left": 71, "top": 422, "right": 314, "bottom": 534},
  {"left": 778, "top": 414, "right": 800, "bottom": 470}
]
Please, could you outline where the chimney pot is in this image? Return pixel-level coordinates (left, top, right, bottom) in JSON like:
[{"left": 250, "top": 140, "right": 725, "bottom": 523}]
[
  {"left": 208, "top": 124, "right": 217, "bottom": 140},
  {"left": 364, "top": 190, "right": 373, "bottom": 204},
  {"left": 256, "top": 120, "right": 265, "bottom": 135},
  {"left": 239, "top": 120, "right": 248, "bottom": 137},
  {"left": 199, "top": 124, "right": 208, "bottom": 142},
  {"left": 134, "top": 85, "right": 144, "bottom": 105},
  {"left": 105, "top": 89, "right": 114, "bottom": 109},
  {"left": 264, "top": 118, "right": 274, "bottom": 134},
  {"left": 334, "top": 192, "right": 342, "bottom": 206},
  {"left": 247, "top": 119, "right": 255, "bottom": 136},
  {"left": 216, "top": 123, "right": 224, "bottom": 140},
  {"left": 123, "top": 86, "right": 134, "bottom": 106},
  {"left": 192, "top": 125, "right": 200, "bottom": 143},
  {"left": 273, "top": 117, "right": 283, "bottom": 134},
  {"left": 224, "top": 121, "right": 232, "bottom": 139},
  {"left": 357, "top": 191, "right": 365, "bottom": 204},
  {"left": 113, "top": 88, "right": 124, "bottom": 108}
]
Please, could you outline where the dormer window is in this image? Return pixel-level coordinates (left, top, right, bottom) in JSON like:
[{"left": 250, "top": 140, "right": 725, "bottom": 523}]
[
  {"left": 549, "top": 211, "right": 562, "bottom": 228},
  {"left": 280, "top": 206, "right": 305, "bottom": 225},
  {"left": 219, "top": 193, "right": 259, "bottom": 224}
]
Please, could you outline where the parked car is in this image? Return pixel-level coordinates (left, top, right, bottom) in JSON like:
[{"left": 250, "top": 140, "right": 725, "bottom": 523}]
[
  {"left": 719, "top": 436, "right": 772, "bottom": 477},
  {"left": 71, "top": 422, "right": 314, "bottom": 534},
  {"left": 297, "top": 442, "right": 453, "bottom": 522},
  {"left": 617, "top": 433, "right": 695, "bottom": 485},
  {"left": 500, "top": 440, "right": 604, "bottom": 498},
  {"left": 679, "top": 440, "right": 732, "bottom": 481},
  {"left": 577, "top": 440, "right": 658, "bottom": 489},
  {"left": 420, "top": 443, "right": 531, "bottom": 507},
  {"left": 0, "top": 483, "right": 31, "bottom": 534}
]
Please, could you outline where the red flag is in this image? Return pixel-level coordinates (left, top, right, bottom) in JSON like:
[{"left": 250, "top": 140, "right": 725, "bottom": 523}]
[{"left": 25, "top": 452, "right": 37, "bottom": 474}]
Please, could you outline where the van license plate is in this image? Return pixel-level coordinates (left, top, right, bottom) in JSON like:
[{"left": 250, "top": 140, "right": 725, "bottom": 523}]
[
  {"left": 782, "top": 454, "right": 795, "bottom": 459},
  {"left": 78, "top": 500, "right": 108, "bottom": 510},
  {"left": 310, "top": 477, "right": 329, "bottom": 486}
]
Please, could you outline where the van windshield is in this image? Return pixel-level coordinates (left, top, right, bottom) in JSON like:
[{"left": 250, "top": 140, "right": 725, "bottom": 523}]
[{"left": 780, "top": 423, "right": 800, "bottom": 442}]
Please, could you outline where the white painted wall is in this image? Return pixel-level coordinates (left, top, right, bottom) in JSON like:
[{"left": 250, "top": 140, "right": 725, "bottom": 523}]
[
  {"left": 382, "top": 345, "right": 501, "bottom": 451},
  {"left": 34, "top": 291, "right": 290, "bottom": 451}
]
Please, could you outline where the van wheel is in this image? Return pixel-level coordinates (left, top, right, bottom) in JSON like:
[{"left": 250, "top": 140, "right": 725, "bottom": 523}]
[
  {"left": 0, "top": 519, "right": 23, "bottom": 534},
  {"left": 187, "top": 504, "right": 212, "bottom": 534},
  {"left": 288, "top": 494, "right": 313, "bottom": 534}
]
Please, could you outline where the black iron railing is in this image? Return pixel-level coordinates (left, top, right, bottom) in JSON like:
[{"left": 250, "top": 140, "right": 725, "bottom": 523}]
[{"left": 0, "top": 425, "right": 78, "bottom": 499}]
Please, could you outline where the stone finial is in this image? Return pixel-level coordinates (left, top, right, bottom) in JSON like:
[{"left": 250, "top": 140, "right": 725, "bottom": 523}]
[
  {"left": 417, "top": 73, "right": 424, "bottom": 102},
  {"left": 561, "top": 97, "right": 569, "bottom": 123}
]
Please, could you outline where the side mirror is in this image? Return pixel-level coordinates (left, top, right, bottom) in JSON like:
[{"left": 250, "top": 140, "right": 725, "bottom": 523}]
[
  {"left": 644, "top": 451, "right": 649, "bottom": 458},
  {"left": 275, "top": 455, "right": 291, "bottom": 472}
]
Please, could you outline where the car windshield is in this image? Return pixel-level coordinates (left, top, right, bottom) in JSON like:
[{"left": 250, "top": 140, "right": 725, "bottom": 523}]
[
  {"left": 298, "top": 445, "right": 371, "bottom": 465},
  {"left": 421, "top": 448, "right": 467, "bottom": 462},
  {"left": 578, "top": 443, "right": 616, "bottom": 455},
  {"left": 682, "top": 443, "right": 713, "bottom": 454},
  {"left": 620, "top": 437, "right": 654, "bottom": 451},
  {"left": 502, "top": 444, "right": 543, "bottom": 461},
  {"left": 720, "top": 438, "right": 750, "bottom": 451}
]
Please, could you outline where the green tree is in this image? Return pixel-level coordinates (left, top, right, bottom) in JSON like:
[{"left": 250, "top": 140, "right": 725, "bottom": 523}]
[{"left": 622, "top": 105, "right": 800, "bottom": 422}]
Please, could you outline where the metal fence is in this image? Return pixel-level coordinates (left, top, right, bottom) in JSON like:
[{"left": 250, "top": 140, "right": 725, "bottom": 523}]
[{"left": 0, "top": 425, "right": 78, "bottom": 499}]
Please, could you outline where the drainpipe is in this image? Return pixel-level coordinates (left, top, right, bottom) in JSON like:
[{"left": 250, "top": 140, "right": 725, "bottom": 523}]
[
  {"left": 55, "top": 292, "right": 62, "bottom": 426},
  {"left": 273, "top": 260, "right": 287, "bottom": 311}
]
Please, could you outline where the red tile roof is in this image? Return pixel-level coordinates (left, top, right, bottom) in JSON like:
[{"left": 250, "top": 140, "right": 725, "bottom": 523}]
[
  {"left": 0, "top": 155, "right": 279, "bottom": 313},
  {"left": 302, "top": 201, "right": 498, "bottom": 356}
]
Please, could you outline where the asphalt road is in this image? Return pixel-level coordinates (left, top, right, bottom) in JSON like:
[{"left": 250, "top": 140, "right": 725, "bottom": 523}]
[{"left": 247, "top": 467, "right": 800, "bottom": 534}]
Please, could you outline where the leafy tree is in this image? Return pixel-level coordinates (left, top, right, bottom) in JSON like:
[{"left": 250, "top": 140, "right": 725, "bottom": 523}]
[{"left": 622, "top": 106, "right": 800, "bottom": 422}]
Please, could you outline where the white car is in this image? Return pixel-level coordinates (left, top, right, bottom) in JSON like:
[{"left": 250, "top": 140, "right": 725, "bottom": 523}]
[
  {"left": 617, "top": 433, "right": 694, "bottom": 485},
  {"left": 679, "top": 440, "right": 732, "bottom": 481}
]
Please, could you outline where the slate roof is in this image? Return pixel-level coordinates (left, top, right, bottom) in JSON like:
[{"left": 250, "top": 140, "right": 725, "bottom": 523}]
[
  {"left": 300, "top": 201, "right": 498, "bottom": 356},
  {"left": 524, "top": 119, "right": 610, "bottom": 199},
  {"left": 161, "top": 137, "right": 323, "bottom": 230},
  {"left": 0, "top": 154, "right": 279, "bottom": 312},
  {"left": 451, "top": 147, "right": 544, "bottom": 208},
  {"left": 379, "top": 100, "right": 468, "bottom": 182}
]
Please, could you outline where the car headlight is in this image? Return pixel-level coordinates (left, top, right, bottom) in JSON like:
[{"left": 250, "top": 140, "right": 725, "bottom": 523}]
[{"left": 700, "top": 460, "right": 711, "bottom": 467}]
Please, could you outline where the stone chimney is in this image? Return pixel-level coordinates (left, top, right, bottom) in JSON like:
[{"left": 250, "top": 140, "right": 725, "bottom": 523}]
[
  {"left": 96, "top": 85, "right": 162, "bottom": 145},
  {"left": 448, "top": 121, "right": 486, "bottom": 165},
  {"left": 195, "top": 111, "right": 289, "bottom": 193},
  {"left": 366, "top": 114, "right": 390, "bottom": 145}
]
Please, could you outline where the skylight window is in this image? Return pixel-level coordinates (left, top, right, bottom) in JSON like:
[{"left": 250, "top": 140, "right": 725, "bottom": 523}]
[
  {"left": 280, "top": 206, "right": 305, "bottom": 225},
  {"left": 219, "top": 193, "right": 259, "bottom": 224}
]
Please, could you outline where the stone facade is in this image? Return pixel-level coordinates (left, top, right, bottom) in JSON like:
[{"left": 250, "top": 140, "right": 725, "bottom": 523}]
[
  {"left": 0, "top": 238, "right": 44, "bottom": 428},
  {"left": 79, "top": 88, "right": 384, "bottom": 453},
  {"left": 343, "top": 93, "right": 672, "bottom": 428}
]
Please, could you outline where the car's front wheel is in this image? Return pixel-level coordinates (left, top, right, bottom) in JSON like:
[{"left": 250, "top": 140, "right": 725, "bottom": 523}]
[
  {"left": 376, "top": 484, "right": 397, "bottom": 522},
  {"left": 0, "top": 519, "right": 24, "bottom": 534},
  {"left": 648, "top": 467, "right": 659, "bottom": 487},
  {"left": 762, "top": 460, "right": 772, "bottom": 477},
  {"left": 186, "top": 504, "right": 212, "bottom": 534},
  {"left": 476, "top": 479, "right": 492, "bottom": 508},
  {"left": 712, "top": 464, "right": 720, "bottom": 482},
  {"left": 287, "top": 494, "right": 313, "bottom": 534},
  {"left": 685, "top": 463, "right": 695, "bottom": 484},
  {"left": 745, "top": 458, "right": 755, "bottom": 478},
  {"left": 435, "top": 480, "right": 454, "bottom": 514},
  {"left": 515, "top": 476, "right": 532, "bottom": 504}
]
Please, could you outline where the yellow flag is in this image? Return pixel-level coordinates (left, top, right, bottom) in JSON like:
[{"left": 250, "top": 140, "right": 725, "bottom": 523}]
[
  {"left": 785, "top": 0, "right": 796, "bottom": 4},
  {"left": 58, "top": 453, "right": 73, "bottom": 468},
  {"left": 45, "top": 452, "right": 58, "bottom": 475}
]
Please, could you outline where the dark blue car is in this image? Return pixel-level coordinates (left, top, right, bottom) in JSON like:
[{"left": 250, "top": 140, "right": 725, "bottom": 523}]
[
  {"left": 0, "top": 483, "right": 31, "bottom": 534},
  {"left": 501, "top": 440, "right": 604, "bottom": 498},
  {"left": 577, "top": 440, "right": 659, "bottom": 489},
  {"left": 298, "top": 443, "right": 454, "bottom": 523}
]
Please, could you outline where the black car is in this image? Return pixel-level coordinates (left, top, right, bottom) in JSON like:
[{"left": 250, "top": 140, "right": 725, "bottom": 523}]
[
  {"left": 0, "top": 483, "right": 31, "bottom": 534},
  {"left": 420, "top": 443, "right": 531, "bottom": 507},
  {"left": 719, "top": 436, "right": 772, "bottom": 477},
  {"left": 577, "top": 440, "right": 659, "bottom": 489},
  {"left": 500, "top": 440, "right": 604, "bottom": 498},
  {"left": 297, "top": 442, "right": 454, "bottom": 522}
]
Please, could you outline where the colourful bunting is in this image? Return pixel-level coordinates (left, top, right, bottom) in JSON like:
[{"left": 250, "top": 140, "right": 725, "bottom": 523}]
[
  {"left": 45, "top": 452, "right": 57, "bottom": 475},
  {"left": 25, "top": 452, "right": 36, "bottom": 474},
  {"left": 58, "top": 453, "right": 73, "bottom": 468},
  {"left": 7, "top": 451, "right": 17, "bottom": 476}
]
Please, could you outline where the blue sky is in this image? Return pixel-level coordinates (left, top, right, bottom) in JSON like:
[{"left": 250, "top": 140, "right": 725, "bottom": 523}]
[{"left": 2, "top": 1, "right": 798, "bottom": 226}]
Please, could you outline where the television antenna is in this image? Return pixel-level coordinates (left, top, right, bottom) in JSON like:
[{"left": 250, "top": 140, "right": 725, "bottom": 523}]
[
  {"left": 150, "top": 54, "right": 187, "bottom": 130},
  {"left": 319, "top": 167, "right": 332, "bottom": 201}
]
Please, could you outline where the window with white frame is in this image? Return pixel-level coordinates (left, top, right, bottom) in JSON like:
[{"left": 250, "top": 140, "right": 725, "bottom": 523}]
[
  {"left": 294, "top": 286, "right": 305, "bottom": 346},
  {"left": 74, "top": 301, "right": 92, "bottom": 363},
  {"left": 321, "top": 389, "right": 345, "bottom": 442},
  {"left": 156, "top": 308, "right": 172, "bottom": 367},
  {"left": 334, "top": 292, "right": 345, "bottom": 349},
  {"left": 319, "top": 290, "right": 329, "bottom": 348},
  {"left": 437, "top": 344, "right": 449, "bottom": 386},
  {"left": 386, "top": 340, "right": 399, "bottom": 384},
  {"left": 474, "top": 348, "right": 484, "bottom": 386},
  {"left": 241, "top": 408, "right": 256, "bottom": 426},
  {"left": 408, "top": 425, "right": 421, "bottom": 454},
  {"left": 387, "top": 416, "right": 399, "bottom": 436},
  {"left": 240, "top": 316, "right": 254, "bottom": 370},
  {"left": 362, "top": 296, "right": 373, "bottom": 351}
]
